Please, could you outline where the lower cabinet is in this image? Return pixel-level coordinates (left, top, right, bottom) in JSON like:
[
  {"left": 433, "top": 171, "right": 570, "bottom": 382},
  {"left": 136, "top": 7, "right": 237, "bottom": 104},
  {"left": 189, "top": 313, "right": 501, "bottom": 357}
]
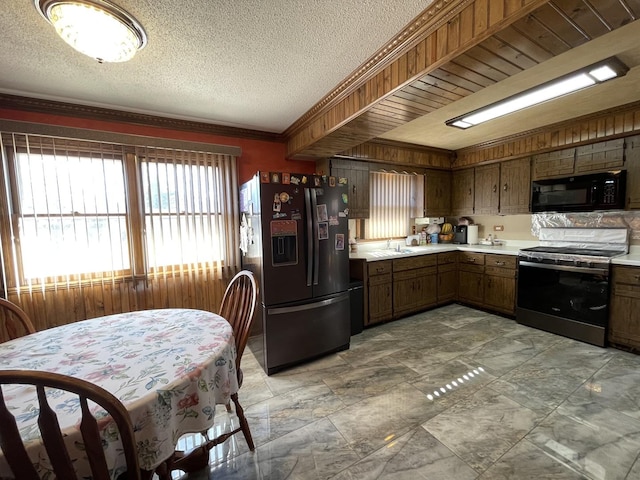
[
  {"left": 609, "top": 265, "right": 640, "bottom": 350},
  {"left": 458, "top": 251, "right": 517, "bottom": 315},
  {"left": 360, "top": 251, "right": 518, "bottom": 326},
  {"left": 437, "top": 252, "right": 457, "bottom": 304},
  {"left": 483, "top": 254, "right": 517, "bottom": 315},
  {"left": 367, "top": 260, "right": 393, "bottom": 325},
  {"left": 393, "top": 256, "right": 437, "bottom": 318},
  {"left": 458, "top": 252, "right": 485, "bottom": 306}
]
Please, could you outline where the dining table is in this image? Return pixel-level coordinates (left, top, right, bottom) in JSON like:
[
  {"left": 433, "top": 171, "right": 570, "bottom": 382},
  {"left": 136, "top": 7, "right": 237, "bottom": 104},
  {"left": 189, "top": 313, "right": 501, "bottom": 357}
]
[{"left": 0, "top": 308, "right": 239, "bottom": 480}]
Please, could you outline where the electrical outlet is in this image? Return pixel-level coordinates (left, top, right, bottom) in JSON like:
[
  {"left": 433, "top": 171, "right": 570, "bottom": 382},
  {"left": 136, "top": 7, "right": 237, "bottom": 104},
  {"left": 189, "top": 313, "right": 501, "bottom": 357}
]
[{"left": 494, "top": 225, "right": 504, "bottom": 231}]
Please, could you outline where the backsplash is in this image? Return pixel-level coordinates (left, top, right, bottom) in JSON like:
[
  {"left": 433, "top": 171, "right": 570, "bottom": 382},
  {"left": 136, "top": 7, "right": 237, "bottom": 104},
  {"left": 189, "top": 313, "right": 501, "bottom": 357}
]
[{"left": 532, "top": 211, "right": 640, "bottom": 242}]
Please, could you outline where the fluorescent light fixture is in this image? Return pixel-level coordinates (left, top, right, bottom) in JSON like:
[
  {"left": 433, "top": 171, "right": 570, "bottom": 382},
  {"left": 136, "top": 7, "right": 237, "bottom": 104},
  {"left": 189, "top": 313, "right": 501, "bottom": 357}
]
[
  {"left": 35, "top": 0, "right": 147, "bottom": 63},
  {"left": 446, "top": 57, "right": 629, "bottom": 129}
]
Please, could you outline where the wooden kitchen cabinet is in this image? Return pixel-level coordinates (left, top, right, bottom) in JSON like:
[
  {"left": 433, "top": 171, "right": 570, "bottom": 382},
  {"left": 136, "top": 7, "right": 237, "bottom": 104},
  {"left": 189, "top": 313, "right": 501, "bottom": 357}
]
[
  {"left": 457, "top": 252, "right": 484, "bottom": 306},
  {"left": 474, "top": 164, "right": 500, "bottom": 215},
  {"left": 367, "top": 261, "right": 393, "bottom": 325},
  {"left": 451, "top": 168, "right": 474, "bottom": 216},
  {"left": 625, "top": 135, "right": 640, "bottom": 209},
  {"left": 483, "top": 254, "right": 517, "bottom": 315},
  {"left": 436, "top": 252, "right": 457, "bottom": 304},
  {"left": 393, "top": 256, "right": 437, "bottom": 318},
  {"left": 319, "top": 158, "right": 370, "bottom": 218},
  {"left": 574, "top": 138, "right": 624, "bottom": 174},
  {"left": 609, "top": 265, "right": 640, "bottom": 350},
  {"left": 499, "top": 158, "right": 531, "bottom": 214},
  {"left": 532, "top": 148, "right": 575, "bottom": 180},
  {"left": 424, "top": 169, "right": 451, "bottom": 217}
]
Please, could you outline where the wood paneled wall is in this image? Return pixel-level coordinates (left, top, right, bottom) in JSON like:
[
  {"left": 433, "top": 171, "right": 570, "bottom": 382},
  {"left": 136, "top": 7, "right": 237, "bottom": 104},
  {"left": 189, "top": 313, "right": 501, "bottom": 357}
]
[
  {"left": 455, "top": 100, "right": 640, "bottom": 167},
  {"left": 1, "top": 270, "right": 232, "bottom": 343},
  {"left": 340, "top": 140, "right": 453, "bottom": 169}
]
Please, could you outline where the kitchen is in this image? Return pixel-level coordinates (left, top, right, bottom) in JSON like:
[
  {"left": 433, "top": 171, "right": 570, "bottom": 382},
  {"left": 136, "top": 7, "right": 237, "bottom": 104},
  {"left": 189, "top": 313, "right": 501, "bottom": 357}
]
[{"left": 2, "top": 1, "right": 640, "bottom": 479}]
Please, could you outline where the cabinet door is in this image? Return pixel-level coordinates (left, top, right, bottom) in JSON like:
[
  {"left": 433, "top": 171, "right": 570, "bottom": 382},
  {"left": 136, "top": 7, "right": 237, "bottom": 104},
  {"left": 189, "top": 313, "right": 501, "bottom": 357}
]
[
  {"left": 451, "top": 168, "right": 475, "bottom": 216},
  {"left": 532, "top": 148, "right": 575, "bottom": 180},
  {"left": 474, "top": 164, "right": 500, "bottom": 215},
  {"left": 415, "top": 266, "right": 437, "bottom": 310},
  {"left": 484, "top": 274, "right": 516, "bottom": 315},
  {"left": 368, "top": 276, "right": 393, "bottom": 324},
  {"left": 393, "top": 271, "right": 416, "bottom": 317},
  {"left": 425, "top": 169, "right": 451, "bottom": 217},
  {"left": 625, "top": 135, "right": 640, "bottom": 209},
  {"left": 608, "top": 266, "right": 640, "bottom": 349},
  {"left": 458, "top": 267, "right": 484, "bottom": 305},
  {"left": 500, "top": 158, "right": 531, "bottom": 214},
  {"left": 574, "top": 138, "right": 624, "bottom": 174},
  {"left": 437, "top": 263, "right": 457, "bottom": 304},
  {"left": 332, "top": 159, "right": 370, "bottom": 218}
]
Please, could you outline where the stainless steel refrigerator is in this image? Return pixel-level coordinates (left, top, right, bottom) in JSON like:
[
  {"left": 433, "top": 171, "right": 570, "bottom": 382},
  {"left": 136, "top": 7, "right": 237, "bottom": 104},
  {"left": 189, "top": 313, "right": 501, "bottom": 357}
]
[{"left": 240, "top": 171, "right": 350, "bottom": 375}]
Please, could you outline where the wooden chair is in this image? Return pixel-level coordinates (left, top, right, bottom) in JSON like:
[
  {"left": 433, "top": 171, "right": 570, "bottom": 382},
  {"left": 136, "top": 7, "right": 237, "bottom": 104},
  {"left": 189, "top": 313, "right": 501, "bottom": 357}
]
[
  {"left": 217, "top": 269, "right": 258, "bottom": 449},
  {"left": 0, "top": 369, "right": 141, "bottom": 480},
  {"left": 0, "top": 298, "right": 36, "bottom": 341},
  {"left": 163, "top": 270, "right": 259, "bottom": 477}
]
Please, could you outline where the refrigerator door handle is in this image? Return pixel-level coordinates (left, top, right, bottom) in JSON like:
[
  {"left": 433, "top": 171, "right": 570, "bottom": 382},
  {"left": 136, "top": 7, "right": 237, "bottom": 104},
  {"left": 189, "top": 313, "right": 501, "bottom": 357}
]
[
  {"left": 304, "top": 187, "right": 313, "bottom": 287},
  {"left": 310, "top": 188, "right": 320, "bottom": 285},
  {"left": 267, "top": 292, "right": 349, "bottom": 315}
]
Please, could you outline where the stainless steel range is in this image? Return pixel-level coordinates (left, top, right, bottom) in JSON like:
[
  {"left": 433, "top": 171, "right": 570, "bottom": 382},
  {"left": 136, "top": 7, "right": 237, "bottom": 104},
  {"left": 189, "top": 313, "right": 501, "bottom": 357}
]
[{"left": 516, "top": 227, "right": 629, "bottom": 347}]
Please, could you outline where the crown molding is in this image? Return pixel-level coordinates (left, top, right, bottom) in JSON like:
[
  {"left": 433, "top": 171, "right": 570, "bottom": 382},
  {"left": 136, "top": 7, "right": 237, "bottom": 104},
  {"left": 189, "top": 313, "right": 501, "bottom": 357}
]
[{"left": 0, "top": 94, "right": 284, "bottom": 143}]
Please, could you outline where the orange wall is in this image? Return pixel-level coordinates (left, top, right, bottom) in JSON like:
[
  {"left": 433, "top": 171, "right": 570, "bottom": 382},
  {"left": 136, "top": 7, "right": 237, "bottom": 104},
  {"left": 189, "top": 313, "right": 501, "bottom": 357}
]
[{"left": 0, "top": 108, "right": 315, "bottom": 184}]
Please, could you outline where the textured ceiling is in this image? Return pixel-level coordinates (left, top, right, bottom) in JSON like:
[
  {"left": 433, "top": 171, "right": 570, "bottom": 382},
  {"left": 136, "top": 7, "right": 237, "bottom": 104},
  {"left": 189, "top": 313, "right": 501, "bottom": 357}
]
[{"left": 0, "top": 0, "right": 432, "bottom": 132}]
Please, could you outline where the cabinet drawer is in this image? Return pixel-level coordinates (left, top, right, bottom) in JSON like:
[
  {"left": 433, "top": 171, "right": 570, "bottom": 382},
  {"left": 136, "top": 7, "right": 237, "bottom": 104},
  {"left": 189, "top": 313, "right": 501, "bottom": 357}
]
[
  {"left": 485, "top": 254, "right": 516, "bottom": 269},
  {"left": 369, "top": 272, "right": 392, "bottom": 286},
  {"left": 485, "top": 266, "right": 517, "bottom": 278},
  {"left": 613, "top": 284, "right": 640, "bottom": 300},
  {"left": 613, "top": 266, "right": 640, "bottom": 285},
  {"left": 458, "top": 252, "right": 485, "bottom": 265},
  {"left": 437, "top": 252, "right": 458, "bottom": 265},
  {"left": 394, "top": 270, "right": 415, "bottom": 281},
  {"left": 393, "top": 255, "right": 437, "bottom": 272},
  {"left": 368, "top": 261, "right": 392, "bottom": 276}
]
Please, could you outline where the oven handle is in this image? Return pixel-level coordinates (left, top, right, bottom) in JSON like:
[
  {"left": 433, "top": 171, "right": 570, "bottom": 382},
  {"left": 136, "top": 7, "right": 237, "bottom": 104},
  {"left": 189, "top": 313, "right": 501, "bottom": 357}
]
[{"left": 518, "top": 260, "right": 609, "bottom": 276}]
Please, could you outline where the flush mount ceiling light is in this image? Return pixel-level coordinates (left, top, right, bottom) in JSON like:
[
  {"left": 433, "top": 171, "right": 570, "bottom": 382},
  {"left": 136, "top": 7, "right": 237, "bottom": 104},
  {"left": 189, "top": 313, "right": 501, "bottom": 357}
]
[
  {"left": 35, "top": 0, "right": 147, "bottom": 63},
  {"left": 446, "top": 57, "right": 629, "bottom": 129}
]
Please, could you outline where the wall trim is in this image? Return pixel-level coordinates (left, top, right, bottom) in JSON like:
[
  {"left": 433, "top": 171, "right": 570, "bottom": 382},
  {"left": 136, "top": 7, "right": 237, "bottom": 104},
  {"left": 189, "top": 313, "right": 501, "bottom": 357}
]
[{"left": 0, "top": 94, "right": 282, "bottom": 143}]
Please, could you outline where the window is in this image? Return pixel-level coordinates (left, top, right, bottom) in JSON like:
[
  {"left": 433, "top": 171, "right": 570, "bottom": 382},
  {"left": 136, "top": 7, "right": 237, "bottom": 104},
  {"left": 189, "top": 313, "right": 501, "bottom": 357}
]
[
  {"left": 138, "top": 148, "right": 228, "bottom": 270},
  {"left": 367, "top": 171, "right": 424, "bottom": 239},
  {"left": 0, "top": 133, "right": 239, "bottom": 293}
]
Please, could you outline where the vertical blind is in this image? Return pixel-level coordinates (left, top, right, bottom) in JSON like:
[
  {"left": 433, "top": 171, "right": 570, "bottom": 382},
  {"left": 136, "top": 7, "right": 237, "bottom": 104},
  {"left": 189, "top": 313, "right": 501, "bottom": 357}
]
[
  {"left": 368, "top": 171, "right": 424, "bottom": 239},
  {"left": 0, "top": 133, "right": 239, "bottom": 299}
]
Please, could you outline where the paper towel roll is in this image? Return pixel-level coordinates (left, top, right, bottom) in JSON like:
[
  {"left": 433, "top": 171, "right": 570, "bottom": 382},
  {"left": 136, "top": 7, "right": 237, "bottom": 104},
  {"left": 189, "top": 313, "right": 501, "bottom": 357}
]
[{"left": 467, "top": 225, "right": 479, "bottom": 244}]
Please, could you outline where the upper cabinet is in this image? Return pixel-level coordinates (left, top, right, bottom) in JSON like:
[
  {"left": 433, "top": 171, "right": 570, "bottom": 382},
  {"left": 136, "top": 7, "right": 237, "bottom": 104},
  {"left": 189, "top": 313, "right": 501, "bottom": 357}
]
[
  {"left": 499, "top": 158, "right": 531, "bottom": 215},
  {"left": 424, "top": 169, "right": 451, "bottom": 217},
  {"left": 451, "top": 168, "right": 474, "bottom": 216},
  {"left": 318, "top": 158, "right": 370, "bottom": 218},
  {"left": 532, "top": 148, "right": 575, "bottom": 180},
  {"left": 532, "top": 139, "right": 625, "bottom": 180},
  {"left": 474, "top": 164, "right": 500, "bottom": 215},
  {"left": 575, "top": 139, "right": 625, "bottom": 174}
]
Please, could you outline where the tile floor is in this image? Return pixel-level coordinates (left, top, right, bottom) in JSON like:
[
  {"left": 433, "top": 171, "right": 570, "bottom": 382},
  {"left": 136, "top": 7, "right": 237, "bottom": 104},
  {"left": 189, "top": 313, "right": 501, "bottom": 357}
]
[{"left": 177, "top": 304, "right": 640, "bottom": 479}]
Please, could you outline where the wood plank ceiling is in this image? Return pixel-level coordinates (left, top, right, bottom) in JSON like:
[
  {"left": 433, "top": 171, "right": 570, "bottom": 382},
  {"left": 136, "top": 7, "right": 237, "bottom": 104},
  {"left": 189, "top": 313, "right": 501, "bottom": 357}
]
[{"left": 285, "top": 0, "right": 640, "bottom": 160}]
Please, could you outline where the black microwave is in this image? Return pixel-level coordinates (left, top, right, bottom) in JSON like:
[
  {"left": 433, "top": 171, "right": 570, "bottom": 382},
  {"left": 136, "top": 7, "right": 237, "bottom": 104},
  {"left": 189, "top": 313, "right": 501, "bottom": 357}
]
[{"left": 531, "top": 171, "right": 626, "bottom": 213}]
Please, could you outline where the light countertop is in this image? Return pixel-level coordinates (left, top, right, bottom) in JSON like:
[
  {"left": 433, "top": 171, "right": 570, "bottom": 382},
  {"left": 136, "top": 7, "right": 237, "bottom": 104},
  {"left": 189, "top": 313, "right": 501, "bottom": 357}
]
[{"left": 349, "top": 242, "right": 640, "bottom": 267}]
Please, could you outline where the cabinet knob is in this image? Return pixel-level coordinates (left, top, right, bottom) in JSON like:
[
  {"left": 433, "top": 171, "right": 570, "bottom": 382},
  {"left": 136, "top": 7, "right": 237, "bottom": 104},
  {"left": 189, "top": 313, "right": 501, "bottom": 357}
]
[
  {"left": 468, "top": 188, "right": 472, "bottom": 196},
  {"left": 353, "top": 185, "right": 357, "bottom": 195},
  {"left": 470, "top": 258, "right": 476, "bottom": 262},
  {"left": 493, "top": 184, "right": 497, "bottom": 193},
  {"left": 495, "top": 261, "right": 505, "bottom": 266},
  {"left": 503, "top": 183, "right": 508, "bottom": 191}
]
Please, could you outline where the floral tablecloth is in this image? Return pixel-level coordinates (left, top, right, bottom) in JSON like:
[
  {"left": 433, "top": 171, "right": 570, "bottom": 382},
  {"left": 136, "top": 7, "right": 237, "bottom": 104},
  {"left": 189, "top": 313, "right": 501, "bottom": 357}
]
[{"left": 0, "top": 308, "right": 238, "bottom": 479}]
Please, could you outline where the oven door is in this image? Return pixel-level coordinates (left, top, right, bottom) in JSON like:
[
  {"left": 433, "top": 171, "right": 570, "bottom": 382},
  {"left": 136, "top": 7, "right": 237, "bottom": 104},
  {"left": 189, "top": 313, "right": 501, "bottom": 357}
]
[{"left": 516, "top": 261, "right": 610, "bottom": 346}]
